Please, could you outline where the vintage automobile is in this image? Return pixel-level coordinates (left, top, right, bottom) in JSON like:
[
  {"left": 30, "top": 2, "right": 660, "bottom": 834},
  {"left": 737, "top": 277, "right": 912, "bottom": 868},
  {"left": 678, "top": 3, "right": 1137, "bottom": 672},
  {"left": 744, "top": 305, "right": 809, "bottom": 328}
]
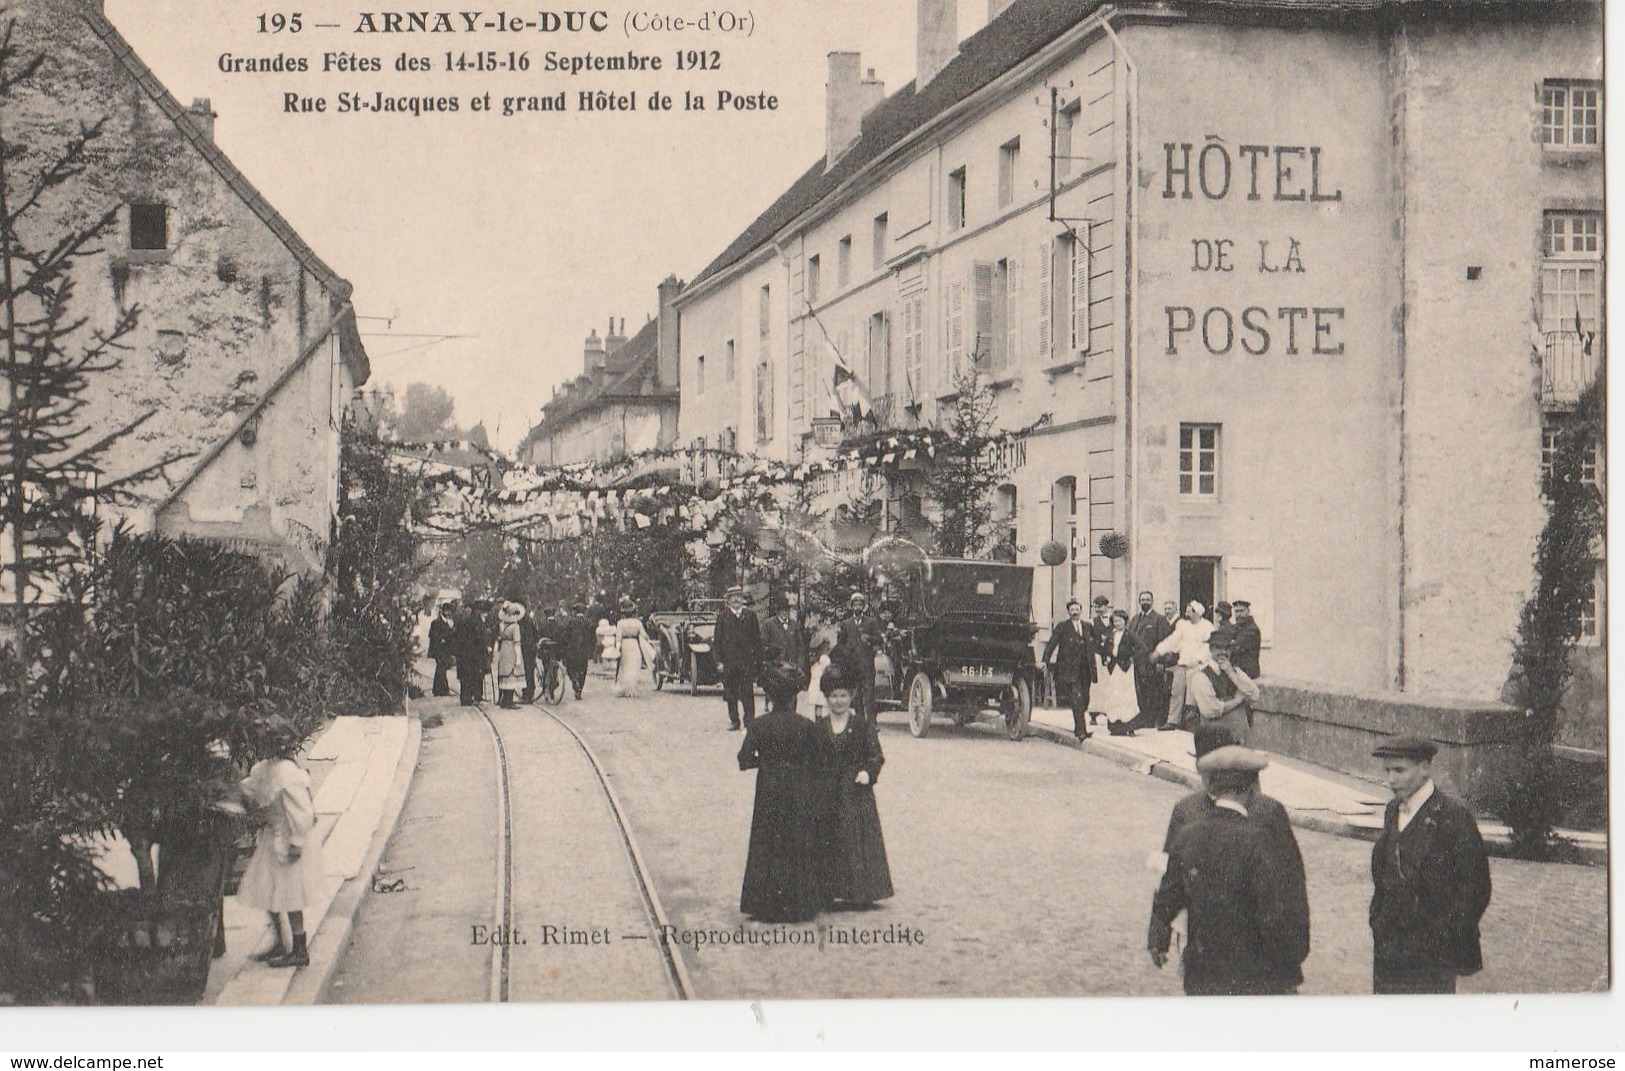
[
  {"left": 649, "top": 600, "right": 724, "bottom": 694},
  {"left": 880, "top": 557, "right": 1040, "bottom": 740}
]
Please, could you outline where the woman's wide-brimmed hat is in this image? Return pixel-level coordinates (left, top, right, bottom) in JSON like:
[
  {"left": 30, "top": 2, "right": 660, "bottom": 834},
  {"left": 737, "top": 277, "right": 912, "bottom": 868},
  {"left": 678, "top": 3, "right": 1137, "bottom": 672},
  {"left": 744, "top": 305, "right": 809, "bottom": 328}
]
[
  {"left": 618, "top": 595, "right": 637, "bottom": 614},
  {"left": 498, "top": 601, "right": 525, "bottom": 623}
]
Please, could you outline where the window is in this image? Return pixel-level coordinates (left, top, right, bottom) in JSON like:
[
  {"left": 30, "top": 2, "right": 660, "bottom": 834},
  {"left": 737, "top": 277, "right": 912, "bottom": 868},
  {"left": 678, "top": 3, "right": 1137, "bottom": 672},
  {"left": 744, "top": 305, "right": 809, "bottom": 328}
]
[
  {"left": 1179, "top": 424, "right": 1219, "bottom": 497},
  {"left": 872, "top": 213, "right": 888, "bottom": 270},
  {"left": 901, "top": 294, "right": 924, "bottom": 399},
  {"left": 948, "top": 167, "right": 966, "bottom": 231},
  {"left": 1577, "top": 563, "right": 1602, "bottom": 644},
  {"left": 696, "top": 354, "right": 705, "bottom": 396},
  {"left": 988, "top": 257, "right": 1020, "bottom": 373},
  {"left": 1056, "top": 100, "right": 1081, "bottom": 179},
  {"left": 1542, "top": 421, "right": 1600, "bottom": 486},
  {"left": 998, "top": 137, "right": 1020, "bottom": 209},
  {"left": 1540, "top": 210, "right": 1603, "bottom": 405},
  {"left": 867, "top": 310, "right": 891, "bottom": 400},
  {"left": 807, "top": 254, "right": 822, "bottom": 304},
  {"left": 1542, "top": 80, "right": 1601, "bottom": 150},
  {"left": 1069, "top": 231, "right": 1091, "bottom": 354},
  {"left": 129, "top": 203, "right": 168, "bottom": 250},
  {"left": 724, "top": 339, "right": 735, "bottom": 382},
  {"left": 755, "top": 359, "right": 773, "bottom": 442},
  {"left": 759, "top": 285, "right": 771, "bottom": 339},
  {"left": 837, "top": 236, "right": 852, "bottom": 288}
]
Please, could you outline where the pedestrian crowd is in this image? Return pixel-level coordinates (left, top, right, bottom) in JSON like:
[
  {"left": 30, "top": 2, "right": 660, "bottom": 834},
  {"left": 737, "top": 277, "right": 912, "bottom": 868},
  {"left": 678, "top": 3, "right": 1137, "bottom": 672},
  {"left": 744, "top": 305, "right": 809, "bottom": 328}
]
[
  {"left": 414, "top": 581, "right": 1491, "bottom": 1000},
  {"left": 1040, "top": 590, "right": 1263, "bottom": 743},
  {"left": 425, "top": 590, "right": 648, "bottom": 708}
]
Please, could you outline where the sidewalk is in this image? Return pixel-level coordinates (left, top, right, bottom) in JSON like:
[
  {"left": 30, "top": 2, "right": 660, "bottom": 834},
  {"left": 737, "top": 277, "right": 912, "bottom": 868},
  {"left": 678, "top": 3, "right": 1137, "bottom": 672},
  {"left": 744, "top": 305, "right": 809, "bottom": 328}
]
[
  {"left": 1027, "top": 705, "right": 1607, "bottom": 863},
  {"left": 205, "top": 711, "right": 421, "bottom": 1005}
]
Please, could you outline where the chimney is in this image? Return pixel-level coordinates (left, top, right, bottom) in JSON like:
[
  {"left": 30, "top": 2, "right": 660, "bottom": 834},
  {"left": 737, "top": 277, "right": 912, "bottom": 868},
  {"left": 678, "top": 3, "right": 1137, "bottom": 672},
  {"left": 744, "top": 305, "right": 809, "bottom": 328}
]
[
  {"left": 656, "top": 275, "right": 684, "bottom": 391},
  {"left": 987, "top": 0, "right": 1017, "bottom": 22},
  {"left": 825, "top": 52, "right": 864, "bottom": 168},
  {"left": 187, "top": 97, "right": 217, "bottom": 142},
  {"left": 605, "top": 315, "right": 628, "bottom": 358},
  {"left": 583, "top": 328, "right": 605, "bottom": 379},
  {"left": 917, "top": 0, "right": 958, "bottom": 93}
]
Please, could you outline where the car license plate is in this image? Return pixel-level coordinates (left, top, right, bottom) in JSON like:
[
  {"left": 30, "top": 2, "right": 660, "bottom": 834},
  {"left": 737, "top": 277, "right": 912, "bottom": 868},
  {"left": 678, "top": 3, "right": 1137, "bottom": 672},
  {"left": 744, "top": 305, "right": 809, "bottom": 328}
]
[{"left": 947, "top": 665, "right": 1011, "bottom": 686}]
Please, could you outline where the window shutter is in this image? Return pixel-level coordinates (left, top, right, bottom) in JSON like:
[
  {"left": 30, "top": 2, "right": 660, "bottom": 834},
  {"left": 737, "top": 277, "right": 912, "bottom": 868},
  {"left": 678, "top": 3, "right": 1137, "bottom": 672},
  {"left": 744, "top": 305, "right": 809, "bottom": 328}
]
[
  {"left": 945, "top": 280, "right": 965, "bottom": 383},
  {"left": 1070, "top": 229, "right": 1091, "bottom": 354},
  {"left": 1004, "top": 258, "right": 1021, "bottom": 373},
  {"left": 880, "top": 311, "right": 892, "bottom": 397},
  {"left": 972, "top": 261, "right": 995, "bottom": 371},
  {"left": 1036, "top": 240, "right": 1052, "bottom": 361}
]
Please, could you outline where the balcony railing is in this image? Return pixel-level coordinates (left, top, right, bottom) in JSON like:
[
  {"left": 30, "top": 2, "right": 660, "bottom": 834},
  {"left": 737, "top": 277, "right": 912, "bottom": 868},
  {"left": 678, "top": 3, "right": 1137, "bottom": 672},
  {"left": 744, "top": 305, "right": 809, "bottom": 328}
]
[
  {"left": 865, "top": 391, "right": 921, "bottom": 432},
  {"left": 1543, "top": 330, "right": 1602, "bottom": 409}
]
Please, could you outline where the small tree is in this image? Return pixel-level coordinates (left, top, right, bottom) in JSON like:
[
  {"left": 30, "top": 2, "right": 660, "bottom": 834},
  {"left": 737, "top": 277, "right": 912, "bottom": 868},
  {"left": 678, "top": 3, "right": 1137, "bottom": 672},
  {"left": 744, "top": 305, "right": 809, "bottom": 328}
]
[
  {"left": 330, "top": 416, "right": 431, "bottom": 711},
  {"left": 926, "top": 363, "right": 1009, "bottom": 558},
  {"left": 1503, "top": 362, "right": 1605, "bottom": 856},
  {"left": 0, "top": 17, "right": 186, "bottom": 1002}
]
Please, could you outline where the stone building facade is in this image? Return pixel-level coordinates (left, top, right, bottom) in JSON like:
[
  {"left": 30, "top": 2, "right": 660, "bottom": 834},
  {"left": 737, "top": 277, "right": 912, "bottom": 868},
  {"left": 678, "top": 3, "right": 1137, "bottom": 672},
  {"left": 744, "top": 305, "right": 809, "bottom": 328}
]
[
  {"left": 519, "top": 277, "right": 682, "bottom": 468},
  {"left": 674, "top": 0, "right": 1604, "bottom": 747},
  {"left": 6, "top": 0, "right": 370, "bottom": 575}
]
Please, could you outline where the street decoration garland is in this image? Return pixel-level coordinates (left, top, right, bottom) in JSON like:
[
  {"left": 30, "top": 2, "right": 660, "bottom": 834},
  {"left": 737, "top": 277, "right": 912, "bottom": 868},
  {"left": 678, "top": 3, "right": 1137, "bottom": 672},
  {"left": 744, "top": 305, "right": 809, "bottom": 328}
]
[{"left": 379, "top": 413, "right": 1053, "bottom": 548}]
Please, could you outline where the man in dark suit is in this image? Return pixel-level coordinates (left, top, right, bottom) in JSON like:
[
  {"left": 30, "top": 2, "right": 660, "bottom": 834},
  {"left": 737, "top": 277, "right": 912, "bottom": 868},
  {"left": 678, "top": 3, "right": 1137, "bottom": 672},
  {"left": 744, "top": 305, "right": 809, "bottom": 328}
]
[
  {"left": 714, "top": 585, "right": 763, "bottom": 730},
  {"left": 427, "top": 602, "right": 458, "bottom": 697},
  {"left": 1125, "top": 590, "right": 1174, "bottom": 733},
  {"left": 830, "top": 590, "right": 885, "bottom": 725},
  {"left": 758, "top": 594, "right": 807, "bottom": 715},
  {"left": 1369, "top": 736, "right": 1492, "bottom": 994},
  {"left": 563, "top": 602, "right": 596, "bottom": 700},
  {"left": 1230, "top": 600, "right": 1263, "bottom": 680},
  {"left": 517, "top": 603, "right": 540, "bottom": 704},
  {"left": 452, "top": 603, "right": 489, "bottom": 707},
  {"left": 1041, "top": 597, "right": 1098, "bottom": 741},
  {"left": 1149, "top": 746, "right": 1310, "bottom": 996}
]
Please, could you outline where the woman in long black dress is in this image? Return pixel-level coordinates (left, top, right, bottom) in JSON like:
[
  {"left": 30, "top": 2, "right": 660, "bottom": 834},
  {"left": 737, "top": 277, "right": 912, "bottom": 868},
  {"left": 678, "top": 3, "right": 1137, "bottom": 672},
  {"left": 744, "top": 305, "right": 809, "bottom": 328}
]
[
  {"left": 814, "top": 670, "right": 893, "bottom": 908},
  {"left": 737, "top": 697, "right": 824, "bottom": 922}
]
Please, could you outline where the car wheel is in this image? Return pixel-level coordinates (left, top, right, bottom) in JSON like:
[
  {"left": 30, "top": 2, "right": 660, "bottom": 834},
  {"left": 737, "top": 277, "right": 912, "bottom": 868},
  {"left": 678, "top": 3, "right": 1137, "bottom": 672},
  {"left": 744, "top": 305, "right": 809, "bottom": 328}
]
[
  {"left": 907, "top": 672, "right": 933, "bottom": 738},
  {"left": 1006, "top": 677, "right": 1032, "bottom": 741}
]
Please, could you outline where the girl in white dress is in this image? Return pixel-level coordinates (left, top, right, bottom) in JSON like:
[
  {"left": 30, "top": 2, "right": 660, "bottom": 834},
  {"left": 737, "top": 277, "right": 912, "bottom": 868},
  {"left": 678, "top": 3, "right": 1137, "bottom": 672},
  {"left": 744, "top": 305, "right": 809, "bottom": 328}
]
[{"left": 237, "top": 734, "right": 325, "bottom": 968}]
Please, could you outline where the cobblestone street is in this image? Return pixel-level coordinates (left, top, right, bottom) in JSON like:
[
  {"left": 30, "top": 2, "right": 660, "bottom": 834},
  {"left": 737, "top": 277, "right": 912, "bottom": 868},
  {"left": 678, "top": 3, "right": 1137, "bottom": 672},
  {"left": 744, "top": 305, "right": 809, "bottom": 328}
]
[{"left": 551, "top": 684, "right": 1608, "bottom": 1000}]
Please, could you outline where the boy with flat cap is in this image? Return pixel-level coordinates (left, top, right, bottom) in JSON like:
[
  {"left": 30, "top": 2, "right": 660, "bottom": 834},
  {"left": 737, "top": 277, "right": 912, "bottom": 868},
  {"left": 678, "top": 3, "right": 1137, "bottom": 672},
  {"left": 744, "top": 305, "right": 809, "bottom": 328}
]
[
  {"left": 1149, "top": 746, "right": 1311, "bottom": 996},
  {"left": 1161, "top": 725, "right": 1294, "bottom": 853},
  {"left": 1369, "top": 735, "right": 1492, "bottom": 993}
]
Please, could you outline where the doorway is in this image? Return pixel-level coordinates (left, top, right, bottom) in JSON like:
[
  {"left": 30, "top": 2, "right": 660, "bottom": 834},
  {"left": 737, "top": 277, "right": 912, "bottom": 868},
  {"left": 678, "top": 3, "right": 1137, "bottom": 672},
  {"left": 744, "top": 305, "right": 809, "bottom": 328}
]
[{"left": 1179, "top": 556, "right": 1220, "bottom": 618}]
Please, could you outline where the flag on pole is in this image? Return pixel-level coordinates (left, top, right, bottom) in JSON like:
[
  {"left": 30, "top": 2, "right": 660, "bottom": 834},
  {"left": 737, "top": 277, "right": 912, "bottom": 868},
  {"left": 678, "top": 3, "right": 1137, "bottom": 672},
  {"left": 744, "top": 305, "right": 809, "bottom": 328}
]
[
  {"left": 1575, "top": 302, "right": 1595, "bottom": 356},
  {"left": 833, "top": 360, "right": 873, "bottom": 420}
]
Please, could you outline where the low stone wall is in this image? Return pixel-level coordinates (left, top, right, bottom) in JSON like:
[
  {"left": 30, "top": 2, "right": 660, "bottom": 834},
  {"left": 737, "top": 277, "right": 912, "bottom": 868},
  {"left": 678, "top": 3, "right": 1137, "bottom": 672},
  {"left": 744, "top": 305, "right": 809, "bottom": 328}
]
[{"left": 1250, "top": 679, "right": 1524, "bottom": 809}]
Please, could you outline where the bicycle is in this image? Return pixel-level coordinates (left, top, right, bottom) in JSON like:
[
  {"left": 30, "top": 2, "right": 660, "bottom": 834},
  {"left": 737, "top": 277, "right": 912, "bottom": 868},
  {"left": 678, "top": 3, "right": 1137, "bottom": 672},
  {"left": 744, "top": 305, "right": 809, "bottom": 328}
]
[{"left": 536, "top": 638, "right": 567, "bottom": 705}]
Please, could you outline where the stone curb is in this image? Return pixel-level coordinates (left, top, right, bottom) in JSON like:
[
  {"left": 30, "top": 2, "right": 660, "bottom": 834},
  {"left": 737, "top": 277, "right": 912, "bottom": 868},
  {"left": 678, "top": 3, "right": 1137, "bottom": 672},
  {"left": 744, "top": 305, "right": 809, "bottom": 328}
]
[
  {"left": 284, "top": 714, "right": 423, "bottom": 1005},
  {"left": 1024, "top": 719, "right": 1607, "bottom": 866}
]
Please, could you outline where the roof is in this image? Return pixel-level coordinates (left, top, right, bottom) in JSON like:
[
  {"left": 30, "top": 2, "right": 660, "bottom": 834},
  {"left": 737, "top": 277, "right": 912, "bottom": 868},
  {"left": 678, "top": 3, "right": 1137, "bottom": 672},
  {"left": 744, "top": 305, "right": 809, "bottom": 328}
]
[
  {"left": 687, "top": 0, "right": 1596, "bottom": 293},
  {"left": 526, "top": 316, "right": 676, "bottom": 441}
]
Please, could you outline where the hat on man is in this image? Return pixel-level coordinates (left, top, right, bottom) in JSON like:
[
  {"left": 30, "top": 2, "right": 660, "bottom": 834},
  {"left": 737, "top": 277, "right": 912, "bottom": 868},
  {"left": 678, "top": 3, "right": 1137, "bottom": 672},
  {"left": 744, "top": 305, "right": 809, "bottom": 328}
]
[
  {"left": 1207, "top": 627, "right": 1236, "bottom": 651},
  {"left": 724, "top": 585, "right": 746, "bottom": 599},
  {"left": 1232, "top": 599, "right": 1251, "bottom": 609},
  {"left": 1196, "top": 745, "right": 1269, "bottom": 774},
  {"left": 849, "top": 589, "right": 869, "bottom": 605},
  {"left": 1371, "top": 735, "right": 1438, "bottom": 761},
  {"left": 768, "top": 592, "right": 790, "bottom": 612},
  {"left": 1190, "top": 724, "right": 1239, "bottom": 759}
]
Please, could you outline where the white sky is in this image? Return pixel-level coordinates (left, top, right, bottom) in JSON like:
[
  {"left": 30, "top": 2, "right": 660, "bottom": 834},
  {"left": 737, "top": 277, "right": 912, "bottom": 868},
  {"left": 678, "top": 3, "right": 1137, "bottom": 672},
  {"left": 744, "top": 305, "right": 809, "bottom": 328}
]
[{"left": 104, "top": 0, "right": 1000, "bottom": 450}]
